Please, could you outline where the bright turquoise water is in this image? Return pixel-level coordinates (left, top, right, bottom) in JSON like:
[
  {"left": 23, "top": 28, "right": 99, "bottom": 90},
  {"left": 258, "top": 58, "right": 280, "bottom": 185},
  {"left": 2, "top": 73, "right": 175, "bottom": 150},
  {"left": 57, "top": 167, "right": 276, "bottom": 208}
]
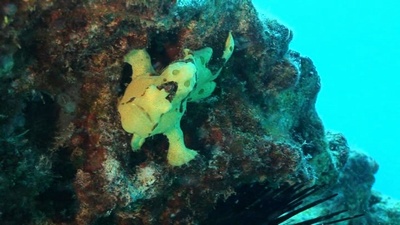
[{"left": 253, "top": 0, "right": 400, "bottom": 199}]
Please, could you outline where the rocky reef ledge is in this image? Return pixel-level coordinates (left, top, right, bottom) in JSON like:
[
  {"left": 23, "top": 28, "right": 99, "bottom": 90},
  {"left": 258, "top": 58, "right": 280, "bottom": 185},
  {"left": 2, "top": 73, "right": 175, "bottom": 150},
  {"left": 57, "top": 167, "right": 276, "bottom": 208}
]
[{"left": 1, "top": 1, "right": 398, "bottom": 224}]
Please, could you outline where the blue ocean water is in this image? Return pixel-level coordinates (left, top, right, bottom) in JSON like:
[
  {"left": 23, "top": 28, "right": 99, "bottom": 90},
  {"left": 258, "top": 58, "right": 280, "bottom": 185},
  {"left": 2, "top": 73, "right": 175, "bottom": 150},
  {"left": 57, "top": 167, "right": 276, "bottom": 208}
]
[{"left": 253, "top": 0, "right": 400, "bottom": 199}]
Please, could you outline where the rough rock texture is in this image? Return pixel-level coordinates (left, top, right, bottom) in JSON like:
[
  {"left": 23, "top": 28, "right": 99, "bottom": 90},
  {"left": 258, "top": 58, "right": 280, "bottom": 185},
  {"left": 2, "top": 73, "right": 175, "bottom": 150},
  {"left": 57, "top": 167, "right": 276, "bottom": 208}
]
[
  {"left": 0, "top": 0, "right": 397, "bottom": 224},
  {"left": 284, "top": 132, "right": 382, "bottom": 224}
]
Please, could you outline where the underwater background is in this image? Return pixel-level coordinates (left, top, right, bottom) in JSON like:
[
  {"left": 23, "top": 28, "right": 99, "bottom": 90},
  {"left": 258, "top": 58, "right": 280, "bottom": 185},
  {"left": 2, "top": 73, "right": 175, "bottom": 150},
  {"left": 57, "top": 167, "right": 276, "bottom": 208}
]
[
  {"left": 1, "top": 0, "right": 400, "bottom": 224},
  {"left": 254, "top": 0, "right": 400, "bottom": 199}
]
